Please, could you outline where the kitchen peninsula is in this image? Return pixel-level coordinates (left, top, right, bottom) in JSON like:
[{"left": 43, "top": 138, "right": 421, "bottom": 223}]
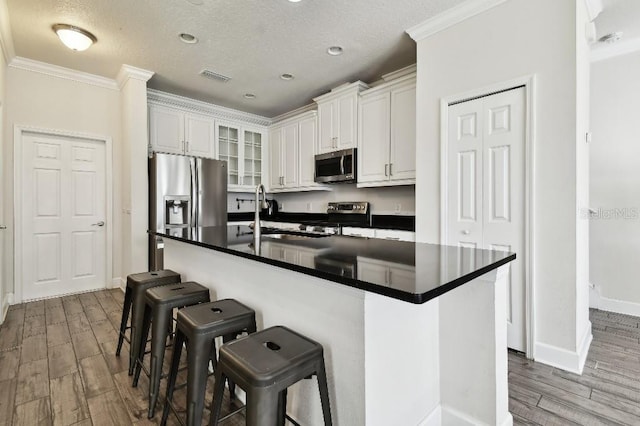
[{"left": 153, "top": 225, "right": 515, "bottom": 425}]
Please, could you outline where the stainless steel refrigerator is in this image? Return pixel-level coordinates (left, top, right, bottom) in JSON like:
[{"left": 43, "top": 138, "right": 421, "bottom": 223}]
[{"left": 149, "top": 153, "right": 228, "bottom": 270}]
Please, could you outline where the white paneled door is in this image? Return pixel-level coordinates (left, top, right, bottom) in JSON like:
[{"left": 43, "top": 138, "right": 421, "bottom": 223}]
[
  {"left": 447, "top": 87, "right": 526, "bottom": 352},
  {"left": 22, "top": 133, "right": 106, "bottom": 300}
]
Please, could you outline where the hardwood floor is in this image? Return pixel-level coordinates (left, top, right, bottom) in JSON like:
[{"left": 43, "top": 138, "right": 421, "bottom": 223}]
[
  {"left": 511, "top": 309, "right": 640, "bottom": 425},
  {"left": 0, "top": 289, "right": 243, "bottom": 426},
  {"left": 2, "top": 291, "right": 639, "bottom": 425}
]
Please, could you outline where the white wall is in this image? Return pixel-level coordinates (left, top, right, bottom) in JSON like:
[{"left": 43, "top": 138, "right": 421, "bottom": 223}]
[
  {"left": 590, "top": 51, "right": 640, "bottom": 314},
  {"left": 0, "top": 49, "right": 7, "bottom": 311},
  {"left": 413, "top": 0, "right": 591, "bottom": 370},
  {"left": 3, "top": 66, "right": 122, "bottom": 297},
  {"left": 229, "top": 185, "right": 416, "bottom": 215}
]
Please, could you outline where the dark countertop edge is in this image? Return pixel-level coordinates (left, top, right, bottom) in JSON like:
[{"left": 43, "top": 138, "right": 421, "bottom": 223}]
[
  {"left": 152, "top": 231, "right": 516, "bottom": 305},
  {"left": 227, "top": 212, "right": 416, "bottom": 232}
]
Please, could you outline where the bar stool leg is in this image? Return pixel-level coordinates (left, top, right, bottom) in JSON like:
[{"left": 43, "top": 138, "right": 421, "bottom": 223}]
[
  {"left": 133, "top": 304, "right": 152, "bottom": 387},
  {"left": 276, "top": 389, "right": 288, "bottom": 426},
  {"left": 186, "top": 337, "right": 214, "bottom": 426},
  {"left": 129, "top": 292, "right": 148, "bottom": 376},
  {"left": 208, "top": 366, "right": 227, "bottom": 426},
  {"left": 161, "top": 329, "right": 185, "bottom": 426},
  {"left": 148, "top": 306, "right": 172, "bottom": 419},
  {"left": 316, "top": 358, "right": 333, "bottom": 426},
  {"left": 116, "top": 286, "right": 132, "bottom": 357},
  {"left": 222, "top": 333, "right": 237, "bottom": 402},
  {"left": 247, "top": 388, "right": 280, "bottom": 426}
]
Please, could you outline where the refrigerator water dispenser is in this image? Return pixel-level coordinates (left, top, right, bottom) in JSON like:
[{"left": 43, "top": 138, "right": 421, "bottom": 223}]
[{"left": 164, "top": 196, "right": 191, "bottom": 227}]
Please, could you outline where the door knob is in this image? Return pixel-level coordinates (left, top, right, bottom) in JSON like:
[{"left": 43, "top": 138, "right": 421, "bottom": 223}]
[
  {"left": 0, "top": 225, "right": 6, "bottom": 230},
  {"left": 92, "top": 221, "right": 105, "bottom": 227},
  {"left": 462, "top": 230, "right": 470, "bottom": 235}
]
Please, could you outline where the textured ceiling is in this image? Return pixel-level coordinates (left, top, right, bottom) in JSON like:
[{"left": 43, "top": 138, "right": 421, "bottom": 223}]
[{"left": 6, "top": 0, "right": 466, "bottom": 117}]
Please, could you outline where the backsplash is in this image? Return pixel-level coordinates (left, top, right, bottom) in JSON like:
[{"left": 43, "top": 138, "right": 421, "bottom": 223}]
[{"left": 227, "top": 184, "right": 415, "bottom": 215}]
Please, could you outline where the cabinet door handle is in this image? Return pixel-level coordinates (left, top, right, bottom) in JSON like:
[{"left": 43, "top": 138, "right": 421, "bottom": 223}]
[
  {"left": 186, "top": 141, "right": 189, "bottom": 152},
  {"left": 182, "top": 141, "right": 185, "bottom": 152},
  {"left": 389, "top": 163, "right": 393, "bottom": 176},
  {"left": 384, "top": 164, "right": 388, "bottom": 176},
  {"left": 462, "top": 230, "right": 470, "bottom": 235}
]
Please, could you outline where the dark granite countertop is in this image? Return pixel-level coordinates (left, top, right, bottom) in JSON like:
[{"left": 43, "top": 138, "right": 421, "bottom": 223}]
[{"left": 152, "top": 225, "right": 515, "bottom": 304}]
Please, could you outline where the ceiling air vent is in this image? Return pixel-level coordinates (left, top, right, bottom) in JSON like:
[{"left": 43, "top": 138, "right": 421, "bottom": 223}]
[{"left": 199, "top": 69, "right": 231, "bottom": 83}]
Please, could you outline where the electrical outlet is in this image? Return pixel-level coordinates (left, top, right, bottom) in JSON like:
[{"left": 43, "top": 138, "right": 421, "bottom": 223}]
[
  {"left": 307, "top": 202, "right": 313, "bottom": 212},
  {"left": 395, "top": 203, "right": 402, "bottom": 212},
  {"left": 280, "top": 203, "right": 285, "bottom": 211}
]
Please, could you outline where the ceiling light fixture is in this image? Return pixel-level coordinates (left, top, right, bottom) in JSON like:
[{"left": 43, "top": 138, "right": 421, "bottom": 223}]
[
  {"left": 244, "top": 93, "right": 257, "bottom": 99},
  {"left": 327, "top": 46, "right": 343, "bottom": 56},
  {"left": 288, "top": 0, "right": 302, "bottom": 2},
  {"left": 599, "top": 31, "right": 623, "bottom": 44},
  {"left": 280, "top": 73, "right": 294, "bottom": 81},
  {"left": 52, "top": 24, "right": 97, "bottom": 51},
  {"left": 179, "top": 33, "right": 198, "bottom": 44}
]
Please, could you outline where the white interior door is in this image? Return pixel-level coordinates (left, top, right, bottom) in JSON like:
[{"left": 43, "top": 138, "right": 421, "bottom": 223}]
[
  {"left": 447, "top": 87, "right": 526, "bottom": 352},
  {"left": 22, "top": 133, "right": 107, "bottom": 300}
]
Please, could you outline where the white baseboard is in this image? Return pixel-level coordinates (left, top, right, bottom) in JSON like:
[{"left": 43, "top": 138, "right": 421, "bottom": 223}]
[
  {"left": 591, "top": 284, "right": 640, "bottom": 317},
  {"left": 440, "top": 405, "right": 513, "bottom": 426},
  {"left": 534, "top": 322, "right": 593, "bottom": 374},
  {"left": 418, "top": 405, "right": 441, "bottom": 426},
  {"left": 1, "top": 293, "right": 12, "bottom": 322},
  {"left": 112, "top": 277, "right": 125, "bottom": 291}
]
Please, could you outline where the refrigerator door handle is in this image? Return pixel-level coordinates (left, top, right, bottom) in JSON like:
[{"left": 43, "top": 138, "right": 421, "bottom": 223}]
[{"left": 191, "top": 157, "right": 198, "bottom": 228}]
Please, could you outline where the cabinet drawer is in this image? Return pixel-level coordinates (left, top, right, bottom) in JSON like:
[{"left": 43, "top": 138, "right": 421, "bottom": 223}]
[
  {"left": 374, "top": 229, "right": 415, "bottom": 242},
  {"left": 341, "top": 227, "right": 375, "bottom": 238}
]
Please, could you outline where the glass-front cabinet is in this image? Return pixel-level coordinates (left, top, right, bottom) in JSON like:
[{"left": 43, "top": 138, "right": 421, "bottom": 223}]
[{"left": 216, "top": 121, "right": 265, "bottom": 192}]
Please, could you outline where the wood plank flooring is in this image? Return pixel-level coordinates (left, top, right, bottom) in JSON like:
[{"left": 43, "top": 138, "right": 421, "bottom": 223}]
[
  {"left": 511, "top": 308, "right": 640, "bottom": 425},
  {"left": 2, "top": 291, "right": 639, "bottom": 425},
  {"left": 0, "top": 289, "right": 243, "bottom": 426}
]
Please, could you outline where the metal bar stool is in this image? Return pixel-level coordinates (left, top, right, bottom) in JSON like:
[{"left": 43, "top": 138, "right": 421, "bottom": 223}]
[
  {"left": 132, "top": 281, "right": 211, "bottom": 419},
  {"left": 116, "top": 270, "right": 181, "bottom": 375},
  {"left": 209, "top": 326, "right": 332, "bottom": 426},
  {"left": 161, "top": 299, "right": 257, "bottom": 426}
]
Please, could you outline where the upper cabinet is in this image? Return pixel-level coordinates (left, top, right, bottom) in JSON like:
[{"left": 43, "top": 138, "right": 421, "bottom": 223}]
[
  {"left": 314, "top": 82, "right": 368, "bottom": 154},
  {"left": 149, "top": 104, "right": 215, "bottom": 158},
  {"left": 357, "top": 75, "right": 416, "bottom": 187},
  {"left": 148, "top": 91, "right": 270, "bottom": 193},
  {"left": 268, "top": 111, "right": 326, "bottom": 193},
  {"left": 217, "top": 121, "right": 265, "bottom": 191}
]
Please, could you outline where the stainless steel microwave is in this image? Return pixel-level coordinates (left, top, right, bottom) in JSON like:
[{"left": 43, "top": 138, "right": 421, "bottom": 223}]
[{"left": 314, "top": 148, "right": 357, "bottom": 183}]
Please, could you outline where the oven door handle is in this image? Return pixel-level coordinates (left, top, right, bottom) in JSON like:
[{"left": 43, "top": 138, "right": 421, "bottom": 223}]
[{"left": 340, "top": 155, "right": 345, "bottom": 175}]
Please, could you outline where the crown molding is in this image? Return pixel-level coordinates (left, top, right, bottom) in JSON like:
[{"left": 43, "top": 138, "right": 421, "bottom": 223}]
[
  {"left": 381, "top": 63, "right": 417, "bottom": 82},
  {"left": 270, "top": 103, "right": 316, "bottom": 124},
  {"left": 591, "top": 37, "right": 640, "bottom": 63},
  {"left": 147, "top": 89, "right": 272, "bottom": 127},
  {"left": 406, "top": 0, "right": 508, "bottom": 41},
  {"left": 9, "top": 56, "right": 119, "bottom": 90},
  {"left": 312, "top": 80, "right": 369, "bottom": 103},
  {"left": 116, "top": 64, "right": 154, "bottom": 89},
  {"left": 0, "top": 0, "right": 15, "bottom": 62},
  {"left": 584, "top": 0, "right": 603, "bottom": 22}
]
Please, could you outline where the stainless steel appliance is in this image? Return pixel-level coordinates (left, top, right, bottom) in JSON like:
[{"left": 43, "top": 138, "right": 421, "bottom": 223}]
[
  {"left": 314, "top": 148, "right": 357, "bottom": 183},
  {"left": 149, "top": 153, "right": 227, "bottom": 270}
]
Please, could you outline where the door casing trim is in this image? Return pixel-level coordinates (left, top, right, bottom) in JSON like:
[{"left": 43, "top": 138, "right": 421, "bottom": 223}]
[
  {"left": 13, "top": 125, "right": 113, "bottom": 303},
  {"left": 439, "top": 74, "right": 536, "bottom": 358}
]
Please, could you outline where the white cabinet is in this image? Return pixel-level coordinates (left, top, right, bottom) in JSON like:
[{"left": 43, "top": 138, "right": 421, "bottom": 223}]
[
  {"left": 357, "top": 257, "right": 416, "bottom": 289},
  {"left": 268, "top": 111, "right": 326, "bottom": 193},
  {"left": 149, "top": 104, "right": 215, "bottom": 158},
  {"left": 341, "top": 227, "right": 415, "bottom": 242},
  {"left": 357, "top": 76, "right": 416, "bottom": 187},
  {"left": 314, "top": 82, "right": 368, "bottom": 154},
  {"left": 217, "top": 121, "right": 265, "bottom": 191},
  {"left": 269, "top": 123, "right": 299, "bottom": 190}
]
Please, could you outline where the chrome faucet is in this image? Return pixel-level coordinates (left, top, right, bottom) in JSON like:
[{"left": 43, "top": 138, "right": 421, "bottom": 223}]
[{"left": 254, "top": 184, "right": 268, "bottom": 245}]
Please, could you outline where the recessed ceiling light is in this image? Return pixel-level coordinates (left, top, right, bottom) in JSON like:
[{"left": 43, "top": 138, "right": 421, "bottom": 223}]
[
  {"left": 599, "top": 31, "right": 623, "bottom": 44},
  {"left": 244, "top": 93, "right": 256, "bottom": 99},
  {"left": 179, "top": 33, "right": 198, "bottom": 44},
  {"left": 288, "top": 0, "right": 302, "bottom": 2},
  {"left": 280, "top": 73, "right": 294, "bottom": 81},
  {"left": 52, "top": 24, "right": 97, "bottom": 51},
  {"left": 327, "top": 46, "right": 343, "bottom": 56}
]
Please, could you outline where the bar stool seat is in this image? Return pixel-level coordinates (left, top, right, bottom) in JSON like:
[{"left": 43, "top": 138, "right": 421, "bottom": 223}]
[
  {"left": 161, "top": 299, "right": 257, "bottom": 426},
  {"left": 133, "top": 281, "right": 211, "bottom": 419},
  {"left": 209, "top": 326, "right": 332, "bottom": 426},
  {"left": 116, "top": 270, "right": 181, "bottom": 375}
]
